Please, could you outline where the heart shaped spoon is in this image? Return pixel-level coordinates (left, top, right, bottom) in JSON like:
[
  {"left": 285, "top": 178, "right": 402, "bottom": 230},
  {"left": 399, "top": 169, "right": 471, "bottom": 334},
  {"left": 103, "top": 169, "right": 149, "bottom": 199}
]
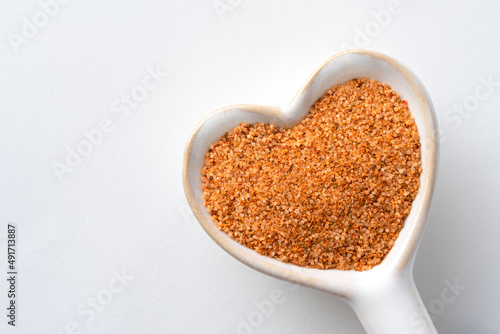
[{"left": 183, "top": 49, "right": 438, "bottom": 334}]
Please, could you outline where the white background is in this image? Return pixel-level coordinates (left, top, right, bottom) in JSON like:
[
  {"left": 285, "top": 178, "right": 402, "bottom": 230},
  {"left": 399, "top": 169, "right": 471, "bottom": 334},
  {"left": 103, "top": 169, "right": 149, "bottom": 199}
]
[{"left": 0, "top": 0, "right": 499, "bottom": 333}]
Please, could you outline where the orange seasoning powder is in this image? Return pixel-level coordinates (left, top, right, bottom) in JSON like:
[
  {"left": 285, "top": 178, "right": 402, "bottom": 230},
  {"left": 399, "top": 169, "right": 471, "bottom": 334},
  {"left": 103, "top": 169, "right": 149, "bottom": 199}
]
[{"left": 201, "top": 78, "right": 422, "bottom": 271}]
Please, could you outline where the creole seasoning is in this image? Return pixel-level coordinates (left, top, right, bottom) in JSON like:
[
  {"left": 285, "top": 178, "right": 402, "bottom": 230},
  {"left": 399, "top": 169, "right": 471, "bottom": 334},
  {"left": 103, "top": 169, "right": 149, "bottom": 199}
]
[{"left": 201, "top": 78, "right": 422, "bottom": 271}]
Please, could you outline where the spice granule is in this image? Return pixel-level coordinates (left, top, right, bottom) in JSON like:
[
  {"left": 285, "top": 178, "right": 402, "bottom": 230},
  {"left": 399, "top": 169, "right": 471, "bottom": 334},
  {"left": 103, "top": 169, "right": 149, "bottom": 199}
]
[{"left": 201, "top": 78, "right": 422, "bottom": 271}]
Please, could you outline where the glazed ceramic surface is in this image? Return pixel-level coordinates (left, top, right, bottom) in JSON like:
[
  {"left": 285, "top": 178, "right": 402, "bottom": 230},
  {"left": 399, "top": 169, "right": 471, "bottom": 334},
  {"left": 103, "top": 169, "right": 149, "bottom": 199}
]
[{"left": 183, "top": 50, "right": 439, "bottom": 334}]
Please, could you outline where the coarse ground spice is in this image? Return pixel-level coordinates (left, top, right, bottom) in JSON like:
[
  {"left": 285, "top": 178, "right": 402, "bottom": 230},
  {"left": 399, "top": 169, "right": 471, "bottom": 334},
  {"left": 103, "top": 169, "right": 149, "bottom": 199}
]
[{"left": 201, "top": 78, "right": 422, "bottom": 271}]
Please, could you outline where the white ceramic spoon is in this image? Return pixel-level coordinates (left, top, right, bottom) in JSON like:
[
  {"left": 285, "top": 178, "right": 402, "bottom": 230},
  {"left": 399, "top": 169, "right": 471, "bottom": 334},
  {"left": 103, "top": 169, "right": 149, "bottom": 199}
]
[{"left": 183, "top": 49, "right": 439, "bottom": 334}]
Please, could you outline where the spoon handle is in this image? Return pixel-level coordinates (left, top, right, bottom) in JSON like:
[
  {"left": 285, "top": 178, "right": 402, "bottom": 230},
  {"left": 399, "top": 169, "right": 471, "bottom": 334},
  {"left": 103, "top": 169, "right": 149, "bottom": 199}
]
[{"left": 350, "top": 272, "right": 437, "bottom": 334}]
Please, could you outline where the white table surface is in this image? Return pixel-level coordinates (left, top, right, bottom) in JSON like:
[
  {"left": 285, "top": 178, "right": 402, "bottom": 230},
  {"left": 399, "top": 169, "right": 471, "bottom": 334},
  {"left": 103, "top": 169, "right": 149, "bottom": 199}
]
[{"left": 1, "top": 1, "right": 499, "bottom": 333}]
